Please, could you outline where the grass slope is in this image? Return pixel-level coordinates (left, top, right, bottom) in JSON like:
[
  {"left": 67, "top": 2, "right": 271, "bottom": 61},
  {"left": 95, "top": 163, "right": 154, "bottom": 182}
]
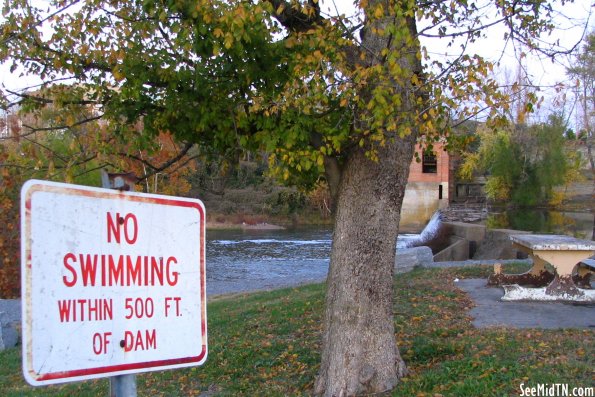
[{"left": 1, "top": 264, "right": 593, "bottom": 396}]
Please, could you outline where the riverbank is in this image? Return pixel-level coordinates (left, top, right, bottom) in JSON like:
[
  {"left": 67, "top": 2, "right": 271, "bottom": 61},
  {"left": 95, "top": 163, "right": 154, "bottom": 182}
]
[
  {"left": 206, "top": 220, "right": 286, "bottom": 231},
  {"left": 205, "top": 212, "right": 333, "bottom": 231},
  {"left": 1, "top": 265, "right": 592, "bottom": 396}
]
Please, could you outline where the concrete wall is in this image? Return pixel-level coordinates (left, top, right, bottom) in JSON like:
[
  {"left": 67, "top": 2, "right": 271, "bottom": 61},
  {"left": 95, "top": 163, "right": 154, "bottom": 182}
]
[
  {"left": 473, "top": 229, "right": 531, "bottom": 260},
  {"left": 443, "top": 222, "right": 486, "bottom": 242},
  {"left": 434, "top": 222, "right": 486, "bottom": 262},
  {"left": 433, "top": 236, "right": 470, "bottom": 262},
  {"left": 401, "top": 182, "right": 449, "bottom": 231},
  {"left": 437, "top": 222, "right": 532, "bottom": 261},
  {"left": 395, "top": 246, "right": 433, "bottom": 273}
]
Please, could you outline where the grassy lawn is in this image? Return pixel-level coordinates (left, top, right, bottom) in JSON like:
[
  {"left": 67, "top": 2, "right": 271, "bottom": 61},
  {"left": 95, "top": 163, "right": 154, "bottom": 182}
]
[{"left": 1, "top": 264, "right": 593, "bottom": 396}]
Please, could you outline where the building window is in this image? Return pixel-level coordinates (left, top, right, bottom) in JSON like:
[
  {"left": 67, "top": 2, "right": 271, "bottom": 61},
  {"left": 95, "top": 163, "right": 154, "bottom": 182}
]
[{"left": 422, "top": 152, "right": 437, "bottom": 173}]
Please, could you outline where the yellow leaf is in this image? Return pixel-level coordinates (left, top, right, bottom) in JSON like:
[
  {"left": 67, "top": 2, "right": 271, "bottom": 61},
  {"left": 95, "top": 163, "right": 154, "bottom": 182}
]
[
  {"left": 112, "top": 67, "right": 124, "bottom": 82},
  {"left": 285, "top": 37, "right": 295, "bottom": 48},
  {"left": 224, "top": 34, "right": 233, "bottom": 49},
  {"left": 213, "top": 28, "right": 223, "bottom": 38},
  {"left": 576, "top": 348, "right": 585, "bottom": 357},
  {"left": 234, "top": 6, "right": 246, "bottom": 18},
  {"left": 374, "top": 5, "right": 384, "bottom": 19}
]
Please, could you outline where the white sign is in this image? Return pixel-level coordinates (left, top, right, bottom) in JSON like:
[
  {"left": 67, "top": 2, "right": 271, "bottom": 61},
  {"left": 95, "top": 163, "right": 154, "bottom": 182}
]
[{"left": 21, "top": 180, "right": 207, "bottom": 385}]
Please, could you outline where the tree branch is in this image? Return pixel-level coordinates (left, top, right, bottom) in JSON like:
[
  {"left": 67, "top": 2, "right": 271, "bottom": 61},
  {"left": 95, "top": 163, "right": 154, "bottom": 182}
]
[
  {"left": 21, "top": 114, "right": 104, "bottom": 133},
  {"left": 0, "top": 0, "right": 82, "bottom": 46},
  {"left": 119, "top": 141, "right": 195, "bottom": 180},
  {"left": 6, "top": 89, "right": 98, "bottom": 107},
  {"left": 267, "top": 0, "right": 325, "bottom": 32}
]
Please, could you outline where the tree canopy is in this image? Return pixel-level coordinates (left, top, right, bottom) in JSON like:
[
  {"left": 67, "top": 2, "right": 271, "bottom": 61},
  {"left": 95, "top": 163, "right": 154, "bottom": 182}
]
[
  {"left": 567, "top": 32, "right": 595, "bottom": 173},
  {"left": 1, "top": 0, "right": 569, "bottom": 188},
  {"left": 458, "top": 113, "right": 581, "bottom": 206}
]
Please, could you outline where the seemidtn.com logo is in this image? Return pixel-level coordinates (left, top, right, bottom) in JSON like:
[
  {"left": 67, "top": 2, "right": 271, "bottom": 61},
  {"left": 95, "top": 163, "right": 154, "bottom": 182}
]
[{"left": 520, "top": 383, "right": 594, "bottom": 397}]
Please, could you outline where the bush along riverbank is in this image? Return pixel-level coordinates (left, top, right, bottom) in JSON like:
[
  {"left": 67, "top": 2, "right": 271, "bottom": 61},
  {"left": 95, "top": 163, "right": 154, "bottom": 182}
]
[
  {"left": 205, "top": 211, "right": 332, "bottom": 231},
  {"left": 194, "top": 170, "right": 335, "bottom": 230},
  {"left": 1, "top": 264, "right": 593, "bottom": 396}
]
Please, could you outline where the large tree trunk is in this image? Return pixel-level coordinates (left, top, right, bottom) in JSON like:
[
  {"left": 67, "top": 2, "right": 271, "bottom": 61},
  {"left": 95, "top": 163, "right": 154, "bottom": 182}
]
[
  {"left": 313, "top": 1, "right": 424, "bottom": 394},
  {"left": 314, "top": 132, "right": 417, "bottom": 396}
]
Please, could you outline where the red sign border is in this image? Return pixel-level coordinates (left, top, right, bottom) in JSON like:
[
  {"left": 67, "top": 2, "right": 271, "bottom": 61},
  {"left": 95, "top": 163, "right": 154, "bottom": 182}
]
[{"left": 21, "top": 180, "right": 207, "bottom": 385}]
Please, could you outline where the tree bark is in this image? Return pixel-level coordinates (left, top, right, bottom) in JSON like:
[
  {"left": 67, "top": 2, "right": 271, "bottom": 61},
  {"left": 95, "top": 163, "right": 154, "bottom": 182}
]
[{"left": 314, "top": 132, "right": 417, "bottom": 396}]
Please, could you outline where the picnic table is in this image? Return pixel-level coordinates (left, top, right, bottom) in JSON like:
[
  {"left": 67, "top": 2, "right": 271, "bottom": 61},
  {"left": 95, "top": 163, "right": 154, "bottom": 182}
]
[{"left": 487, "top": 234, "right": 595, "bottom": 302}]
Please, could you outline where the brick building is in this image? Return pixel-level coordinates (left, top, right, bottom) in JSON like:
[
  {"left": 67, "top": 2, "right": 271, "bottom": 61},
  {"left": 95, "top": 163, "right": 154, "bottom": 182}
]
[{"left": 400, "top": 141, "right": 453, "bottom": 231}]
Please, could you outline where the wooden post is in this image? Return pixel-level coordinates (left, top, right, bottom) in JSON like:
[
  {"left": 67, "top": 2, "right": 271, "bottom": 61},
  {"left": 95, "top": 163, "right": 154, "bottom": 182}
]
[{"left": 101, "top": 169, "right": 138, "bottom": 397}]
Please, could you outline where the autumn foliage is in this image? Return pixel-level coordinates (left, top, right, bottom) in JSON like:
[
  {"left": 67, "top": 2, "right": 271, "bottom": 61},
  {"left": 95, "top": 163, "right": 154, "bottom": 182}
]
[
  {"left": 0, "top": 145, "right": 21, "bottom": 298},
  {"left": 0, "top": 103, "right": 198, "bottom": 298}
]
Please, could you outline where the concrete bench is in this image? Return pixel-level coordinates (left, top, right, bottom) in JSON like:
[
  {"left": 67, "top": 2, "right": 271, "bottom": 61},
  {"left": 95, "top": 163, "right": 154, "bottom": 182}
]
[
  {"left": 488, "top": 234, "right": 595, "bottom": 302},
  {"left": 577, "top": 259, "right": 595, "bottom": 287}
]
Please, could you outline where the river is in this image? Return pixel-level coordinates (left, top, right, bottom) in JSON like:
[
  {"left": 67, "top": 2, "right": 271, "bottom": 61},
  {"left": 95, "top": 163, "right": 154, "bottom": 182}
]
[
  {"left": 486, "top": 208, "right": 594, "bottom": 239},
  {"left": 205, "top": 208, "right": 594, "bottom": 296},
  {"left": 206, "top": 227, "right": 422, "bottom": 296}
]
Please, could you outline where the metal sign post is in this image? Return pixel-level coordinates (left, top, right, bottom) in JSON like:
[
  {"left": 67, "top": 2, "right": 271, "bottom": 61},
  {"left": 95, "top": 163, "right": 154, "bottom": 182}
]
[{"left": 102, "top": 170, "right": 137, "bottom": 397}]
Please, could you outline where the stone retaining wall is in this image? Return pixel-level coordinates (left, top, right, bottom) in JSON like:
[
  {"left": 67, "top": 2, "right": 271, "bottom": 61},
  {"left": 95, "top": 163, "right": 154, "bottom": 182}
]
[{"left": 0, "top": 299, "right": 20, "bottom": 350}]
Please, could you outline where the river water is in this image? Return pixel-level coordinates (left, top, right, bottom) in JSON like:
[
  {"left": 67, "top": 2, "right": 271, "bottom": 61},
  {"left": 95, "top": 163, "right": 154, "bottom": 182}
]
[
  {"left": 486, "top": 208, "right": 594, "bottom": 239},
  {"left": 205, "top": 208, "right": 594, "bottom": 296},
  {"left": 206, "top": 227, "right": 422, "bottom": 296}
]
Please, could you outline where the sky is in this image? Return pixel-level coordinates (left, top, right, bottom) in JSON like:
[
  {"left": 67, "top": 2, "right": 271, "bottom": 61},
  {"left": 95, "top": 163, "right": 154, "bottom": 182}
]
[
  {"left": 1, "top": 0, "right": 593, "bottom": 124},
  {"left": 320, "top": 0, "right": 594, "bottom": 123}
]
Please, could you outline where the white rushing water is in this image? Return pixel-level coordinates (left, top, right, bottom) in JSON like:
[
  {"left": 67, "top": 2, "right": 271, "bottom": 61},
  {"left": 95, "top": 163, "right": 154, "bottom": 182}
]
[{"left": 404, "top": 211, "right": 442, "bottom": 248}]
